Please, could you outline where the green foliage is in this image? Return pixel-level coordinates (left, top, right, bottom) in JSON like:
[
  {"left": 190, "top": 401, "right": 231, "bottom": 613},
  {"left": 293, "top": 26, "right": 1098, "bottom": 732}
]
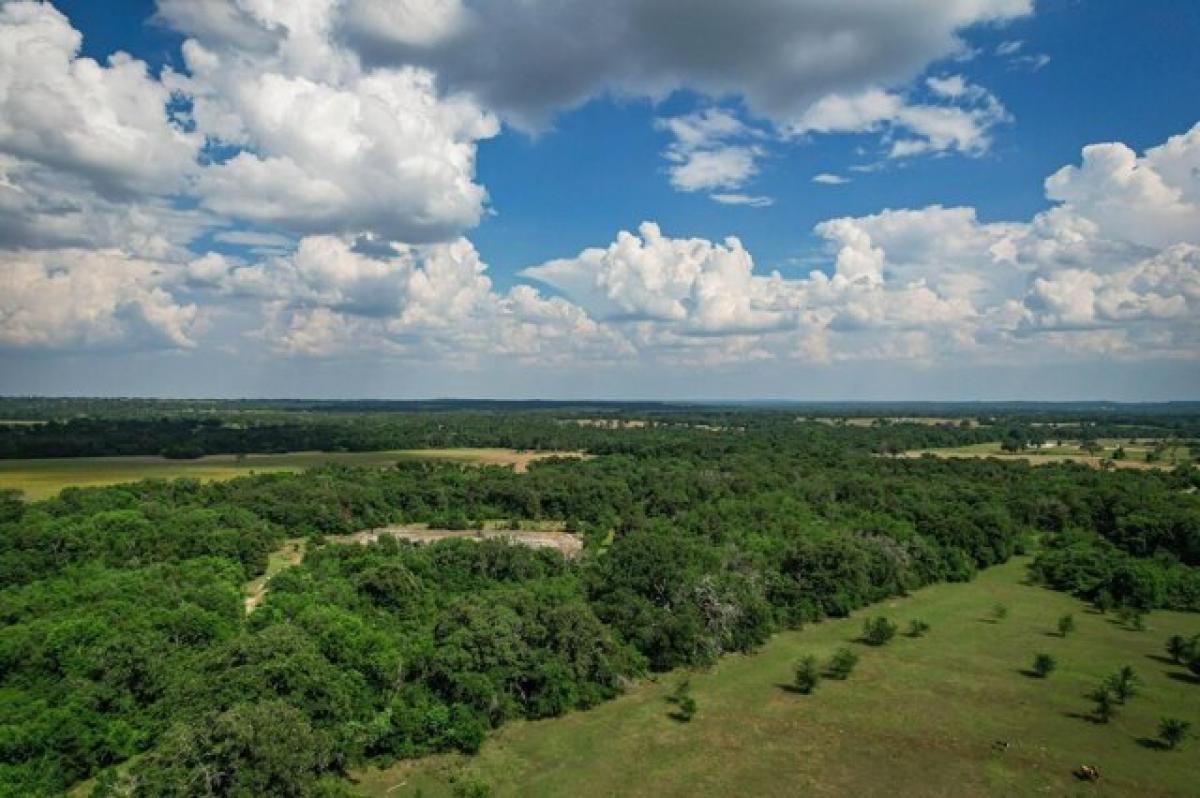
[
  {"left": 861, "top": 617, "right": 898, "bottom": 646},
  {"left": 793, "top": 656, "right": 821, "bottom": 694},
  {"left": 907, "top": 619, "right": 931, "bottom": 637},
  {"left": 0, "top": 404, "right": 1198, "bottom": 794},
  {"left": 991, "top": 603, "right": 1009, "bottom": 621},
  {"left": 825, "top": 647, "right": 859, "bottom": 680},
  {"left": 1057, "top": 613, "right": 1076, "bottom": 637},
  {"left": 1032, "top": 653, "right": 1056, "bottom": 678},
  {"left": 1091, "top": 685, "right": 1116, "bottom": 723},
  {"left": 666, "top": 679, "right": 696, "bottom": 721},
  {"left": 1106, "top": 666, "right": 1140, "bottom": 704},
  {"left": 1158, "top": 717, "right": 1192, "bottom": 751}
]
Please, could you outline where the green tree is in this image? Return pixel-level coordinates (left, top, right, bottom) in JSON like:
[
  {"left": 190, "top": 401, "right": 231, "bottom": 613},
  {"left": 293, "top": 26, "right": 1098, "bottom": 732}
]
[
  {"left": 906, "top": 619, "right": 931, "bottom": 637},
  {"left": 794, "top": 656, "right": 821, "bottom": 694},
  {"left": 991, "top": 603, "right": 1008, "bottom": 621},
  {"left": 826, "top": 647, "right": 859, "bottom": 680},
  {"left": 1106, "top": 666, "right": 1139, "bottom": 704},
  {"left": 1158, "top": 717, "right": 1192, "bottom": 751},
  {"left": 1165, "top": 635, "right": 1188, "bottom": 664},
  {"left": 1092, "top": 686, "right": 1116, "bottom": 723},
  {"left": 862, "top": 617, "right": 898, "bottom": 646},
  {"left": 1032, "top": 653, "right": 1056, "bottom": 678},
  {"left": 1056, "top": 614, "right": 1075, "bottom": 637}
]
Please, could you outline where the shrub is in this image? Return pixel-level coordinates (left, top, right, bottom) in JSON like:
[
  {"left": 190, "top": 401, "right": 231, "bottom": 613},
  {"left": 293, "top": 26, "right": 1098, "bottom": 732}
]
[
  {"left": 991, "top": 603, "right": 1008, "bottom": 621},
  {"left": 862, "top": 616, "right": 898, "bottom": 646},
  {"left": 1032, "top": 653, "right": 1056, "bottom": 678},
  {"left": 826, "top": 647, "right": 859, "bottom": 680},
  {"left": 1165, "top": 634, "right": 1188, "bottom": 664},
  {"left": 1106, "top": 666, "right": 1139, "bottom": 704},
  {"left": 1057, "top": 614, "right": 1075, "bottom": 637},
  {"left": 794, "top": 656, "right": 821, "bottom": 694},
  {"left": 1091, "top": 686, "right": 1116, "bottom": 723},
  {"left": 1158, "top": 717, "right": 1192, "bottom": 751},
  {"left": 907, "top": 619, "right": 931, "bottom": 637}
]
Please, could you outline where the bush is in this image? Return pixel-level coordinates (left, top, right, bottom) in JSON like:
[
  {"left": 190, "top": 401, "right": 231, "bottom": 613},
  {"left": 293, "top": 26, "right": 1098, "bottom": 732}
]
[
  {"left": 1091, "top": 686, "right": 1116, "bottom": 723},
  {"left": 1158, "top": 717, "right": 1192, "bottom": 751},
  {"left": 991, "top": 603, "right": 1008, "bottom": 621},
  {"left": 861, "top": 617, "right": 898, "bottom": 646},
  {"left": 794, "top": 656, "right": 821, "bottom": 694},
  {"left": 906, "top": 619, "right": 931, "bottom": 637},
  {"left": 1032, "top": 653, "right": 1056, "bottom": 678},
  {"left": 826, "top": 647, "right": 859, "bottom": 680},
  {"left": 1106, "top": 665, "right": 1139, "bottom": 704},
  {"left": 1056, "top": 614, "right": 1075, "bottom": 637}
]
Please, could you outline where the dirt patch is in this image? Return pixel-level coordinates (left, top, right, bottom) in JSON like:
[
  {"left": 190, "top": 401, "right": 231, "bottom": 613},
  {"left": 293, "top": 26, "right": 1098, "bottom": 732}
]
[{"left": 339, "top": 524, "right": 584, "bottom": 559}]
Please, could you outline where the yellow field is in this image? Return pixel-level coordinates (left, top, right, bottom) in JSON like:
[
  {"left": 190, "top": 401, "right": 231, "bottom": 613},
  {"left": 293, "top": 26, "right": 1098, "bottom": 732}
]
[{"left": 0, "top": 448, "right": 586, "bottom": 500}]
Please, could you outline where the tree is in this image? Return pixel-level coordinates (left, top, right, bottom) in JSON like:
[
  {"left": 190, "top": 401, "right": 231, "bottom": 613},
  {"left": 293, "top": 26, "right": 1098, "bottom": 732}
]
[
  {"left": 861, "top": 617, "right": 897, "bottom": 646},
  {"left": 1158, "top": 717, "right": 1192, "bottom": 751},
  {"left": 991, "top": 603, "right": 1008, "bottom": 621},
  {"left": 794, "top": 656, "right": 821, "bottom": 694},
  {"left": 1092, "top": 686, "right": 1116, "bottom": 723},
  {"left": 907, "top": 619, "right": 931, "bottom": 637},
  {"left": 1106, "top": 666, "right": 1139, "bottom": 704},
  {"left": 667, "top": 679, "right": 696, "bottom": 721},
  {"left": 1032, "top": 653, "right": 1056, "bottom": 678},
  {"left": 1166, "top": 635, "right": 1189, "bottom": 664},
  {"left": 1057, "top": 614, "right": 1075, "bottom": 637},
  {"left": 826, "top": 647, "right": 859, "bottom": 680}
]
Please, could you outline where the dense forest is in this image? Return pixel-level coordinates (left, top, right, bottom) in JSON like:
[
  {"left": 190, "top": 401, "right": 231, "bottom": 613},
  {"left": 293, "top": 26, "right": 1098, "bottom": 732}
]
[{"left": 0, "top": 404, "right": 1197, "bottom": 796}]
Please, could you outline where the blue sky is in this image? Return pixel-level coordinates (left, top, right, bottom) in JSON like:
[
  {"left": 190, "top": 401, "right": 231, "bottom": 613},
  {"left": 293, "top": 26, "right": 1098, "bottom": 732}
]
[{"left": 1, "top": 1, "right": 1198, "bottom": 399}]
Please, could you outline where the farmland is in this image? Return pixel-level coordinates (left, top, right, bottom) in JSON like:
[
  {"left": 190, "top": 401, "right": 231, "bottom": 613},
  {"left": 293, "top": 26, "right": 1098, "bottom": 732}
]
[
  {"left": 899, "top": 439, "right": 1195, "bottom": 471},
  {"left": 358, "top": 556, "right": 1200, "bottom": 798},
  {"left": 0, "top": 447, "right": 583, "bottom": 500}
]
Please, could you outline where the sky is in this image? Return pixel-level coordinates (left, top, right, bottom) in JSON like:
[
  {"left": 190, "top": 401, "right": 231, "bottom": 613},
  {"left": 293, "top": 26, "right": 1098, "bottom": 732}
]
[{"left": 0, "top": 0, "right": 1198, "bottom": 401}]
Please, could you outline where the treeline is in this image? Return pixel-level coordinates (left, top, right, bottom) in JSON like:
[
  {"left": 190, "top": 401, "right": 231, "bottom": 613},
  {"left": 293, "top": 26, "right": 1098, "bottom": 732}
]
[{"left": 0, "top": 412, "right": 1198, "bottom": 795}]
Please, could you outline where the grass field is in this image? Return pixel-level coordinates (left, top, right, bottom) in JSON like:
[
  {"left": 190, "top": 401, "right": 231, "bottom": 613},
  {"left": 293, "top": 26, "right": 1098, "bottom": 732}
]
[
  {"left": 900, "top": 440, "right": 1194, "bottom": 471},
  {"left": 0, "top": 448, "right": 586, "bottom": 500},
  {"left": 355, "top": 557, "right": 1200, "bottom": 797}
]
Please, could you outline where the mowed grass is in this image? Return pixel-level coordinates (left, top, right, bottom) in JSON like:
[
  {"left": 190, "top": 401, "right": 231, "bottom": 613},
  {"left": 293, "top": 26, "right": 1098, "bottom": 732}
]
[
  {"left": 355, "top": 557, "right": 1200, "bottom": 798},
  {"left": 0, "top": 448, "right": 584, "bottom": 500},
  {"left": 901, "top": 440, "right": 1193, "bottom": 471}
]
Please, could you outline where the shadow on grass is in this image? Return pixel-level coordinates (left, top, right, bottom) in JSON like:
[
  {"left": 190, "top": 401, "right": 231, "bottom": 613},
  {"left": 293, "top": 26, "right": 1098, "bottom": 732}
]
[
  {"left": 775, "top": 682, "right": 814, "bottom": 695},
  {"left": 977, "top": 618, "right": 999, "bottom": 624},
  {"left": 1165, "top": 670, "right": 1200, "bottom": 686},
  {"left": 1042, "top": 631, "right": 1066, "bottom": 638},
  {"left": 1063, "top": 711, "right": 1107, "bottom": 725},
  {"left": 1136, "top": 737, "right": 1169, "bottom": 751},
  {"left": 1145, "top": 653, "right": 1178, "bottom": 666},
  {"left": 1018, "top": 669, "right": 1047, "bottom": 679},
  {"left": 666, "top": 711, "right": 694, "bottom": 723}
]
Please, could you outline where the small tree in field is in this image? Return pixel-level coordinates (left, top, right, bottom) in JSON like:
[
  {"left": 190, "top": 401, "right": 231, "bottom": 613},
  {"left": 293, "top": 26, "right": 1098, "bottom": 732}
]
[
  {"left": 794, "top": 656, "right": 821, "bottom": 694},
  {"left": 1057, "top": 614, "right": 1075, "bottom": 637},
  {"left": 1106, "top": 665, "right": 1139, "bottom": 704},
  {"left": 1091, "top": 685, "right": 1116, "bottom": 723},
  {"left": 826, "top": 647, "right": 859, "bottom": 680},
  {"left": 862, "top": 617, "right": 898, "bottom": 646},
  {"left": 991, "top": 603, "right": 1008, "bottom": 621},
  {"left": 1165, "top": 635, "right": 1188, "bottom": 664},
  {"left": 1032, "top": 653, "right": 1057, "bottom": 678},
  {"left": 907, "top": 619, "right": 931, "bottom": 637},
  {"left": 1158, "top": 717, "right": 1192, "bottom": 751}
]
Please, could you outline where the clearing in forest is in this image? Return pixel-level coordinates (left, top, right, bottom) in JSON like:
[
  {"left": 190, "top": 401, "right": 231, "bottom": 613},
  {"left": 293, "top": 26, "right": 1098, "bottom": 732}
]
[
  {"left": 336, "top": 522, "right": 583, "bottom": 559},
  {"left": 0, "top": 448, "right": 587, "bottom": 500},
  {"left": 898, "top": 440, "right": 1193, "bottom": 471},
  {"left": 355, "top": 556, "right": 1200, "bottom": 798}
]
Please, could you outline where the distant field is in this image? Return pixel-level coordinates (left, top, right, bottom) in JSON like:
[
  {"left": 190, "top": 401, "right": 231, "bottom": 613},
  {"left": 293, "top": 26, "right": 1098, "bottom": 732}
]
[
  {"left": 356, "top": 557, "right": 1200, "bottom": 797},
  {"left": 0, "top": 448, "right": 585, "bottom": 500},
  {"left": 899, "top": 440, "right": 1193, "bottom": 471},
  {"left": 802, "top": 416, "right": 984, "bottom": 427}
]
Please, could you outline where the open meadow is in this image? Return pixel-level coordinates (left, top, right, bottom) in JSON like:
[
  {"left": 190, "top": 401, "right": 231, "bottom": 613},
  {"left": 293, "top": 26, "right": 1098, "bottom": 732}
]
[
  {"left": 358, "top": 557, "right": 1200, "bottom": 798},
  {"left": 0, "top": 448, "right": 583, "bottom": 500},
  {"left": 899, "top": 440, "right": 1194, "bottom": 471}
]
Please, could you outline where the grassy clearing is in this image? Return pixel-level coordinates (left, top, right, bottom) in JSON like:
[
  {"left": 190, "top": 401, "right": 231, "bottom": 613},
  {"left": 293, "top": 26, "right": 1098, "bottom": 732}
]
[
  {"left": 355, "top": 557, "right": 1200, "bottom": 797},
  {"left": 900, "top": 440, "right": 1193, "bottom": 471},
  {"left": 244, "top": 538, "right": 307, "bottom": 613},
  {"left": 0, "top": 448, "right": 585, "bottom": 500}
]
